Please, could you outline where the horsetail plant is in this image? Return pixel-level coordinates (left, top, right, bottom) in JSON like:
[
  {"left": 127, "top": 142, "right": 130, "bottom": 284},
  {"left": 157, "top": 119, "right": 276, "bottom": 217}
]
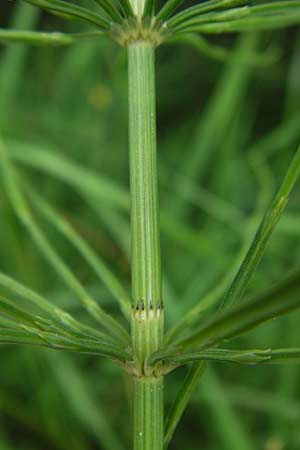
[{"left": 1, "top": 1, "right": 300, "bottom": 449}]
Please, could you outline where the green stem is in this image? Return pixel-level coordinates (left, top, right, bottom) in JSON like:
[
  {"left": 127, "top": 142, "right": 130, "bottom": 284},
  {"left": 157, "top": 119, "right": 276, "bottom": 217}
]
[
  {"left": 128, "top": 41, "right": 164, "bottom": 450},
  {"left": 128, "top": 42, "right": 162, "bottom": 314},
  {"left": 133, "top": 377, "right": 164, "bottom": 450}
]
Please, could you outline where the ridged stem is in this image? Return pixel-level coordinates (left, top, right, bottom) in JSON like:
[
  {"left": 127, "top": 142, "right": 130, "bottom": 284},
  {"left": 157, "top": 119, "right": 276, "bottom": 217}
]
[
  {"left": 133, "top": 377, "right": 164, "bottom": 450},
  {"left": 128, "top": 41, "right": 162, "bottom": 314},
  {"left": 128, "top": 41, "right": 164, "bottom": 450}
]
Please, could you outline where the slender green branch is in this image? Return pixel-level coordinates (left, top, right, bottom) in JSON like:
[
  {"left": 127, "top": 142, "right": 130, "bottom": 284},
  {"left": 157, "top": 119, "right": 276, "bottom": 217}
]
[
  {"left": 28, "top": 187, "right": 131, "bottom": 319},
  {"left": 0, "top": 139, "right": 129, "bottom": 345},
  {"left": 164, "top": 363, "right": 206, "bottom": 449},
  {"left": 0, "top": 271, "right": 115, "bottom": 342},
  {"left": 220, "top": 144, "right": 300, "bottom": 310},
  {"left": 156, "top": 0, "right": 185, "bottom": 22},
  {"left": 92, "top": 0, "right": 123, "bottom": 23},
  {"left": 0, "top": 29, "right": 74, "bottom": 46},
  {"left": 151, "top": 348, "right": 300, "bottom": 367},
  {"left": 176, "top": 268, "right": 300, "bottom": 350},
  {"left": 166, "top": 0, "right": 247, "bottom": 28},
  {"left": 25, "top": 0, "right": 110, "bottom": 29}
]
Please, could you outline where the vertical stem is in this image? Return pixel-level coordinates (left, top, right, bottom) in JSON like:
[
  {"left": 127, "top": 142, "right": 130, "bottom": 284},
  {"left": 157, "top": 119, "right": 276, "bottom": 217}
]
[
  {"left": 128, "top": 41, "right": 164, "bottom": 450},
  {"left": 133, "top": 377, "right": 164, "bottom": 450},
  {"left": 128, "top": 42, "right": 162, "bottom": 315}
]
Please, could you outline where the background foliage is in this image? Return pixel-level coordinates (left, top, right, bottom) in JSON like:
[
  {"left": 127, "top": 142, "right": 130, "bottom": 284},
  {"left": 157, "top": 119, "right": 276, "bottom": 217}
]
[{"left": 1, "top": 2, "right": 300, "bottom": 449}]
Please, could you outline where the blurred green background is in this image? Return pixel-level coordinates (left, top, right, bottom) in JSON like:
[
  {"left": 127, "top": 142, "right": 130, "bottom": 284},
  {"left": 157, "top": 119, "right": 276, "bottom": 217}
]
[{"left": 1, "top": 2, "right": 300, "bottom": 450}]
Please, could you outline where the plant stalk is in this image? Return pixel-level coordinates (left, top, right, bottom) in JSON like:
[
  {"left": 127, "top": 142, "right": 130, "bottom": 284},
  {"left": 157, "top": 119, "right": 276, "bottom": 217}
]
[{"left": 128, "top": 41, "right": 164, "bottom": 450}]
